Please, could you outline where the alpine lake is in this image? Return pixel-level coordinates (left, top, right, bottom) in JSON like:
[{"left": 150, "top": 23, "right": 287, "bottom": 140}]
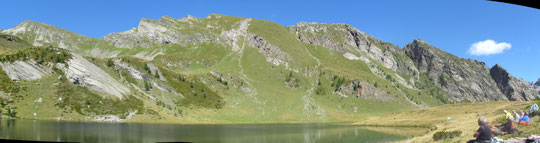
[{"left": 0, "top": 118, "right": 428, "bottom": 143}]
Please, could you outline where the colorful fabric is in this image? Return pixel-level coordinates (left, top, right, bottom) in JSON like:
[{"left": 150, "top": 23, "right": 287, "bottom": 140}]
[
  {"left": 506, "top": 112, "right": 512, "bottom": 119},
  {"left": 519, "top": 116, "right": 531, "bottom": 123}
]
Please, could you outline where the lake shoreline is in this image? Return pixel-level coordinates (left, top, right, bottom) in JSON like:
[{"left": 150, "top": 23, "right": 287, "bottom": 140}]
[
  {"left": 0, "top": 118, "right": 423, "bottom": 142},
  {"left": 356, "top": 101, "right": 540, "bottom": 142},
  {"left": 4, "top": 101, "right": 537, "bottom": 142},
  {"left": 2, "top": 115, "right": 362, "bottom": 125}
]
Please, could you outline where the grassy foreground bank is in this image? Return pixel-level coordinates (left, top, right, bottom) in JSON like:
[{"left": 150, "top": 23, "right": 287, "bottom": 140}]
[{"left": 355, "top": 101, "right": 540, "bottom": 142}]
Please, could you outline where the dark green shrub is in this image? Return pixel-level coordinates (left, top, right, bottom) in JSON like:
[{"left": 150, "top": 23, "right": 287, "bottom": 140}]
[
  {"left": 154, "top": 71, "right": 160, "bottom": 78},
  {"left": 4, "top": 105, "right": 17, "bottom": 117},
  {"left": 144, "top": 80, "right": 152, "bottom": 91},
  {"left": 106, "top": 59, "right": 114, "bottom": 67},
  {"left": 432, "top": 130, "right": 462, "bottom": 141}
]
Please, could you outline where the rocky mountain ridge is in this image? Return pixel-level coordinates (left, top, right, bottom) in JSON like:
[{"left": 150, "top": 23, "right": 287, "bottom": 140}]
[
  {"left": 490, "top": 64, "right": 537, "bottom": 101},
  {"left": 0, "top": 14, "right": 537, "bottom": 123},
  {"left": 404, "top": 39, "right": 508, "bottom": 102}
]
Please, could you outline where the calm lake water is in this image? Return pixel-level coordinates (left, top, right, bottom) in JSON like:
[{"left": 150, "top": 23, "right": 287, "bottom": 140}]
[{"left": 0, "top": 118, "right": 424, "bottom": 143}]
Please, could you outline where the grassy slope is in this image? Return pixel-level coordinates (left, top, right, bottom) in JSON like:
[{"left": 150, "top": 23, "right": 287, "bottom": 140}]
[
  {"left": 0, "top": 15, "right": 464, "bottom": 124},
  {"left": 121, "top": 16, "right": 422, "bottom": 123},
  {"left": 356, "top": 101, "right": 539, "bottom": 142}
]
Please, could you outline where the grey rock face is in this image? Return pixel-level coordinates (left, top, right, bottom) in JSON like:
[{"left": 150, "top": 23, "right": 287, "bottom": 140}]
[
  {"left": 336, "top": 80, "right": 394, "bottom": 101},
  {"left": 292, "top": 22, "right": 417, "bottom": 76},
  {"left": 221, "top": 18, "right": 251, "bottom": 51},
  {"left": 147, "top": 63, "right": 166, "bottom": 81},
  {"left": 490, "top": 64, "right": 537, "bottom": 101},
  {"left": 404, "top": 39, "right": 506, "bottom": 102},
  {"left": 58, "top": 54, "right": 130, "bottom": 98},
  {"left": 535, "top": 86, "right": 540, "bottom": 96},
  {"left": 534, "top": 78, "right": 540, "bottom": 95},
  {"left": 103, "top": 15, "right": 217, "bottom": 49},
  {"left": 0, "top": 60, "right": 52, "bottom": 81},
  {"left": 246, "top": 33, "right": 289, "bottom": 67},
  {"left": 113, "top": 60, "right": 181, "bottom": 99}
]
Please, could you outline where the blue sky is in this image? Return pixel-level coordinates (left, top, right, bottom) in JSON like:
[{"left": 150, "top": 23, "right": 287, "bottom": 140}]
[{"left": 1, "top": 0, "right": 539, "bottom": 81}]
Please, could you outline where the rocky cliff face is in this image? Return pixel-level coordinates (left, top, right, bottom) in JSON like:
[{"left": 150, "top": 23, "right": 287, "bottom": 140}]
[
  {"left": 0, "top": 60, "right": 53, "bottom": 81},
  {"left": 490, "top": 64, "right": 537, "bottom": 101},
  {"left": 336, "top": 80, "right": 395, "bottom": 101},
  {"left": 404, "top": 39, "right": 507, "bottom": 102},
  {"left": 246, "top": 33, "right": 289, "bottom": 67},
  {"left": 103, "top": 14, "right": 253, "bottom": 49},
  {"left": 292, "top": 22, "right": 418, "bottom": 76},
  {"left": 534, "top": 79, "right": 540, "bottom": 96},
  {"left": 56, "top": 54, "right": 130, "bottom": 99},
  {"left": 103, "top": 15, "right": 218, "bottom": 49}
]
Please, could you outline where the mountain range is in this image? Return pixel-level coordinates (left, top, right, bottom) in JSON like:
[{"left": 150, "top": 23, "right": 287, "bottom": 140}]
[{"left": 0, "top": 14, "right": 538, "bottom": 123}]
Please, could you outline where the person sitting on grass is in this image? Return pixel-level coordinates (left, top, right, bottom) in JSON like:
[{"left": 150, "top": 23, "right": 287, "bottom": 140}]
[
  {"left": 513, "top": 110, "right": 521, "bottom": 123},
  {"left": 491, "top": 125, "right": 502, "bottom": 136},
  {"left": 504, "top": 110, "right": 512, "bottom": 119},
  {"left": 467, "top": 116, "right": 492, "bottom": 143},
  {"left": 492, "top": 116, "right": 519, "bottom": 135},
  {"left": 519, "top": 112, "right": 531, "bottom": 126}
]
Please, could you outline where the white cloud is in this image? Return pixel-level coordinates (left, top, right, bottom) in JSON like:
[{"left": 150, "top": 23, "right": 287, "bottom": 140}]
[{"left": 468, "top": 39, "right": 511, "bottom": 56}]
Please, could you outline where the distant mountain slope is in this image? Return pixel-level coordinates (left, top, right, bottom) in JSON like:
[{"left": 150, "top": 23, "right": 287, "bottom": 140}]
[
  {"left": 0, "top": 14, "right": 537, "bottom": 123},
  {"left": 0, "top": 34, "right": 32, "bottom": 53},
  {"left": 403, "top": 39, "right": 506, "bottom": 102},
  {"left": 2, "top": 20, "right": 94, "bottom": 50}
]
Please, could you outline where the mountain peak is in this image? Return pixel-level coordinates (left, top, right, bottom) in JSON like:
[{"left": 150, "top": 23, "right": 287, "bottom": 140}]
[
  {"left": 492, "top": 64, "right": 503, "bottom": 69},
  {"left": 413, "top": 39, "right": 426, "bottom": 43},
  {"left": 490, "top": 64, "right": 508, "bottom": 77},
  {"left": 404, "top": 39, "right": 458, "bottom": 59},
  {"left": 2, "top": 20, "right": 46, "bottom": 35},
  {"left": 17, "top": 20, "right": 61, "bottom": 30},
  {"left": 1, "top": 19, "right": 94, "bottom": 49},
  {"left": 2, "top": 20, "right": 83, "bottom": 38},
  {"left": 160, "top": 15, "right": 175, "bottom": 20},
  {"left": 21, "top": 20, "right": 42, "bottom": 24}
]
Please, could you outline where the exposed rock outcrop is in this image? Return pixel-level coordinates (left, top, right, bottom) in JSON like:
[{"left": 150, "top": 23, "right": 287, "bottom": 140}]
[
  {"left": 1, "top": 21, "right": 91, "bottom": 50},
  {"left": 533, "top": 78, "right": 540, "bottom": 95},
  {"left": 246, "top": 33, "right": 289, "bottom": 67},
  {"left": 114, "top": 60, "right": 181, "bottom": 98},
  {"left": 221, "top": 18, "right": 251, "bottom": 51},
  {"left": 113, "top": 60, "right": 150, "bottom": 81},
  {"left": 147, "top": 63, "right": 166, "bottom": 81},
  {"left": 292, "top": 22, "right": 418, "bottom": 76},
  {"left": 490, "top": 64, "right": 537, "bottom": 101},
  {"left": 2, "top": 14, "right": 536, "bottom": 108},
  {"left": 103, "top": 15, "right": 217, "bottom": 48},
  {"left": 404, "top": 39, "right": 506, "bottom": 102},
  {"left": 0, "top": 60, "right": 52, "bottom": 81},
  {"left": 336, "top": 80, "right": 394, "bottom": 101},
  {"left": 57, "top": 54, "right": 129, "bottom": 98}
]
